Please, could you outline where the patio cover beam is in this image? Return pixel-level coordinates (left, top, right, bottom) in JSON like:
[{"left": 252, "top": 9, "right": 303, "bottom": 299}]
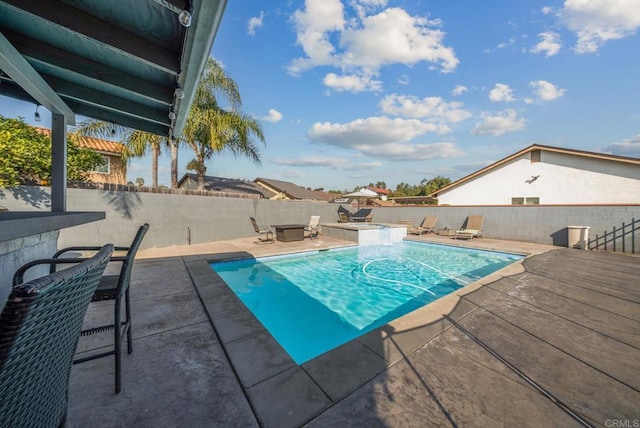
[
  {"left": 2, "top": 0, "right": 179, "bottom": 75},
  {"left": 51, "top": 113, "right": 67, "bottom": 212},
  {"left": 172, "top": 0, "right": 228, "bottom": 137},
  {"left": 0, "top": 31, "right": 75, "bottom": 123},
  {"left": 5, "top": 29, "right": 173, "bottom": 106}
]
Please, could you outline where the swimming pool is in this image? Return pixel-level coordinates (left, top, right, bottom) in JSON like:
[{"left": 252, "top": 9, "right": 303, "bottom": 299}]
[{"left": 211, "top": 241, "right": 523, "bottom": 364}]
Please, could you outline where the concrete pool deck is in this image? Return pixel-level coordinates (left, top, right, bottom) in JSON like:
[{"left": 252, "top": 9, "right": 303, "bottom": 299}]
[{"left": 67, "top": 234, "right": 640, "bottom": 427}]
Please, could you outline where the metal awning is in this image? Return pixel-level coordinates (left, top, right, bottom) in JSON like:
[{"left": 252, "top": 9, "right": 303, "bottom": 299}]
[{"left": 0, "top": 0, "right": 227, "bottom": 138}]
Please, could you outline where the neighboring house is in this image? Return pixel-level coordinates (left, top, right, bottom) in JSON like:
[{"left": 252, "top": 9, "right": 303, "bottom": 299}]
[
  {"left": 37, "top": 128, "right": 126, "bottom": 185},
  {"left": 73, "top": 135, "right": 126, "bottom": 185},
  {"left": 177, "top": 173, "right": 276, "bottom": 198},
  {"left": 367, "top": 186, "right": 390, "bottom": 201},
  {"left": 430, "top": 144, "right": 640, "bottom": 205},
  {"left": 254, "top": 177, "right": 328, "bottom": 201}
]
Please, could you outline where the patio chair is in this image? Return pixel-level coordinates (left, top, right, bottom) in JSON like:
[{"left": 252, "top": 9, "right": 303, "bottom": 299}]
[
  {"left": 1, "top": 244, "right": 114, "bottom": 427},
  {"left": 337, "top": 206, "right": 352, "bottom": 223},
  {"left": 250, "top": 217, "right": 274, "bottom": 242},
  {"left": 305, "top": 215, "right": 320, "bottom": 239},
  {"left": 409, "top": 215, "right": 438, "bottom": 235},
  {"left": 455, "top": 215, "right": 484, "bottom": 239},
  {"left": 52, "top": 223, "right": 149, "bottom": 393},
  {"left": 352, "top": 208, "right": 373, "bottom": 222}
]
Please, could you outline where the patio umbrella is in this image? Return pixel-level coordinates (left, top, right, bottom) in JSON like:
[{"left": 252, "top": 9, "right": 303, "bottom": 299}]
[{"left": 343, "top": 188, "right": 378, "bottom": 211}]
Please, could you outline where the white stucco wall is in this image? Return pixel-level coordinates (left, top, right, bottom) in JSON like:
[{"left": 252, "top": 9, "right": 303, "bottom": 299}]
[{"left": 437, "top": 151, "right": 640, "bottom": 205}]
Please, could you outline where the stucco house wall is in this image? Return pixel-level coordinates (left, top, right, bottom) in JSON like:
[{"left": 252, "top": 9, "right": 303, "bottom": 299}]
[
  {"left": 436, "top": 149, "right": 640, "bottom": 205},
  {"left": 87, "top": 152, "right": 126, "bottom": 185}
]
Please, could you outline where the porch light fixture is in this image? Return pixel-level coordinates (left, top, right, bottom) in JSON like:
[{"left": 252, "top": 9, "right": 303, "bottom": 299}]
[
  {"left": 178, "top": 2, "right": 193, "bottom": 27},
  {"left": 34, "top": 105, "right": 41, "bottom": 122}
]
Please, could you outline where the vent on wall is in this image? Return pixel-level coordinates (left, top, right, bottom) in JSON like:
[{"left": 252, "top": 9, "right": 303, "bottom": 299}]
[{"left": 531, "top": 149, "right": 541, "bottom": 162}]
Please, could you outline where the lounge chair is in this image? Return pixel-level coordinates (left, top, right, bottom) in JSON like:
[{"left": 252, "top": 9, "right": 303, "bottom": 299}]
[
  {"left": 250, "top": 217, "right": 274, "bottom": 242},
  {"left": 305, "top": 215, "right": 320, "bottom": 239},
  {"left": 338, "top": 211, "right": 351, "bottom": 223},
  {"left": 352, "top": 208, "right": 373, "bottom": 222},
  {"left": 1, "top": 244, "right": 114, "bottom": 427},
  {"left": 52, "top": 223, "right": 149, "bottom": 393},
  {"left": 455, "top": 215, "right": 484, "bottom": 239},
  {"left": 409, "top": 215, "right": 438, "bottom": 235}
]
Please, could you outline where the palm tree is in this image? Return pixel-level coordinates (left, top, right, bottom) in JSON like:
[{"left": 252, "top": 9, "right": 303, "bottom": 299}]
[
  {"left": 169, "top": 138, "right": 179, "bottom": 189},
  {"left": 181, "top": 58, "right": 265, "bottom": 190},
  {"left": 73, "top": 121, "right": 168, "bottom": 188}
]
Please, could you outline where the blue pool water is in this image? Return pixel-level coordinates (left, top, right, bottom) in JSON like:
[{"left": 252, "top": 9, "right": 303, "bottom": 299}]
[{"left": 211, "top": 241, "right": 523, "bottom": 364}]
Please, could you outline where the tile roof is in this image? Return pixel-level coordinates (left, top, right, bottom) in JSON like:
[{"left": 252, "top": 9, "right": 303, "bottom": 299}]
[
  {"left": 73, "top": 135, "right": 124, "bottom": 155},
  {"left": 35, "top": 127, "right": 123, "bottom": 155},
  {"left": 367, "top": 186, "right": 390, "bottom": 195}
]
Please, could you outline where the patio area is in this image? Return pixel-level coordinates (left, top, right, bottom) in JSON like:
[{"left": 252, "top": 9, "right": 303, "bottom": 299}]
[{"left": 67, "top": 234, "right": 640, "bottom": 427}]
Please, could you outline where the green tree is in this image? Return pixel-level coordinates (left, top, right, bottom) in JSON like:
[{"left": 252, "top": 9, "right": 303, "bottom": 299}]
[
  {"left": 388, "top": 176, "right": 451, "bottom": 203},
  {"left": 182, "top": 58, "right": 266, "bottom": 190},
  {"left": 74, "top": 121, "right": 168, "bottom": 188},
  {"left": 135, "top": 177, "right": 145, "bottom": 187},
  {"left": 368, "top": 181, "right": 386, "bottom": 189},
  {"left": 0, "top": 115, "right": 102, "bottom": 186},
  {"left": 420, "top": 175, "right": 451, "bottom": 194},
  {"left": 390, "top": 182, "right": 416, "bottom": 197}
]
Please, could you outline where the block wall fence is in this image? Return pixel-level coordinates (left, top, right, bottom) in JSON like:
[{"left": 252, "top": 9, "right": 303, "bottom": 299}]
[{"left": 1, "top": 186, "right": 638, "bottom": 250}]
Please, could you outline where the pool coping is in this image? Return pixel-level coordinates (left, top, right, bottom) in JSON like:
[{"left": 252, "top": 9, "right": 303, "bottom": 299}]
[{"left": 184, "top": 239, "right": 537, "bottom": 428}]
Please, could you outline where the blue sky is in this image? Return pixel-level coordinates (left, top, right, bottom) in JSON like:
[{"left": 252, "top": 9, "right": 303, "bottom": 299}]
[{"left": 3, "top": 0, "right": 640, "bottom": 191}]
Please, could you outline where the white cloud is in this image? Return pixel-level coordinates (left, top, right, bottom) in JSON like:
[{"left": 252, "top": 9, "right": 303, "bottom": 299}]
[
  {"left": 530, "top": 31, "right": 562, "bottom": 57},
  {"left": 471, "top": 109, "right": 527, "bottom": 136},
  {"left": 489, "top": 83, "right": 516, "bottom": 102},
  {"left": 342, "top": 161, "right": 383, "bottom": 170},
  {"left": 541, "top": 6, "right": 553, "bottom": 15},
  {"left": 559, "top": 0, "right": 640, "bottom": 53},
  {"left": 398, "top": 74, "right": 410, "bottom": 85},
  {"left": 289, "top": 0, "right": 345, "bottom": 74},
  {"left": 452, "top": 160, "right": 496, "bottom": 175},
  {"left": 483, "top": 36, "right": 518, "bottom": 53},
  {"left": 273, "top": 156, "right": 346, "bottom": 167},
  {"left": 307, "top": 116, "right": 465, "bottom": 161},
  {"left": 248, "top": 11, "right": 265, "bottom": 36},
  {"left": 262, "top": 109, "right": 283, "bottom": 123},
  {"left": 280, "top": 169, "right": 306, "bottom": 179},
  {"left": 529, "top": 80, "right": 566, "bottom": 101},
  {"left": 601, "top": 134, "right": 640, "bottom": 157},
  {"left": 340, "top": 8, "right": 458, "bottom": 72},
  {"left": 272, "top": 156, "right": 382, "bottom": 170},
  {"left": 349, "top": 0, "right": 388, "bottom": 19},
  {"left": 309, "top": 116, "right": 440, "bottom": 146},
  {"left": 452, "top": 85, "right": 468, "bottom": 96},
  {"left": 356, "top": 141, "right": 464, "bottom": 161},
  {"left": 288, "top": 1, "right": 459, "bottom": 91},
  {"left": 379, "top": 94, "right": 472, "bottom": 124},
  {"left": 323, "top": 72, "right": 382, "bottom": 92}
]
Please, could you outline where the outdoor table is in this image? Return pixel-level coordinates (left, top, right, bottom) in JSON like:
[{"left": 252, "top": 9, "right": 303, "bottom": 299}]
[{"left": 271, "top": 224, "right": 306, "bottom": 242}]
